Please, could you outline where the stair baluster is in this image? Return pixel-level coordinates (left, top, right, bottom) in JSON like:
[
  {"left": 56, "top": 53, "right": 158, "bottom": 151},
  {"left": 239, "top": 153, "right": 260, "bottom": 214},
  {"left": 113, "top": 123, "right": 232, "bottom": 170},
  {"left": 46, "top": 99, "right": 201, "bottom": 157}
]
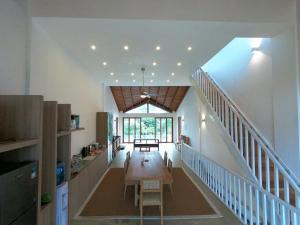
[{"left": 192, "top": 69, "right": 300, "bottom": 209}]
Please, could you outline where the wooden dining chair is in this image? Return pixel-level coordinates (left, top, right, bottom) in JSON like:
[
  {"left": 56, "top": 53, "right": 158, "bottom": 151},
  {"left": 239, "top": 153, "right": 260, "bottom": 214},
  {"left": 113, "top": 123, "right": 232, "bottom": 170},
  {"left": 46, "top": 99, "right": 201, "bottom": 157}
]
[
  {"left": 167, "top": 159, "right": 174, "bottom": 195},
  {"left": 140, "top": 179, "right": 163, "bottom": 225},
  {"left": 126, "top": 151, "right": 130, "bottom": 161},
  {"left": 123, "top": 158, "right": 130, "bottom": 199},
  {"left": 163, "top": 151, "right": 168, "bottom": 165}
]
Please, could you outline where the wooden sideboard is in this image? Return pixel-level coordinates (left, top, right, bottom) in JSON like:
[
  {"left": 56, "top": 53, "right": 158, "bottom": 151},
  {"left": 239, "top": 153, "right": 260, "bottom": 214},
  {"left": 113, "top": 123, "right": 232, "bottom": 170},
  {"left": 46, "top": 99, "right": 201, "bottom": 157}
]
[{"left": 69, "top": 149, "right": 108, "bottom": 218}]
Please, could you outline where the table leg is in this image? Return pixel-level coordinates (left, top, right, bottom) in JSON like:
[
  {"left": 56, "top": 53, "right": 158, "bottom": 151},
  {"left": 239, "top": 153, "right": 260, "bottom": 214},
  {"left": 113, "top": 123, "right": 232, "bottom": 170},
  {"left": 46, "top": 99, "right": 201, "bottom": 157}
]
[{"left": 134, "top": 183, "right": 138, "bottom": 207}]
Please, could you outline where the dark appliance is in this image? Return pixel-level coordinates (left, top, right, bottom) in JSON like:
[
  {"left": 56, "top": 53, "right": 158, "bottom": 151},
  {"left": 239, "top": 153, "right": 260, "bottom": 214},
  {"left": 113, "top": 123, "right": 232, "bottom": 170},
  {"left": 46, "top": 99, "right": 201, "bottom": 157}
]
[
  {"left": 56, "top": 162, "right": 65, "bottom": 186},
  {"left": 0, "top": 161, "right": 38, "bottom": 225},
  {"left": 81, "top": 147, "right": 90, "bottom": 158}
]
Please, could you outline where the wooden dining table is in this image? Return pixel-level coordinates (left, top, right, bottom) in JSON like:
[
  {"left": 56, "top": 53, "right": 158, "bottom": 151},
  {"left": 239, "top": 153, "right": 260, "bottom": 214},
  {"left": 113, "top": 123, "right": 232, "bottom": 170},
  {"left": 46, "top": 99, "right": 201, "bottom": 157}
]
[{"left": 125, "top": 151, "right": 173, "bottom": 206}]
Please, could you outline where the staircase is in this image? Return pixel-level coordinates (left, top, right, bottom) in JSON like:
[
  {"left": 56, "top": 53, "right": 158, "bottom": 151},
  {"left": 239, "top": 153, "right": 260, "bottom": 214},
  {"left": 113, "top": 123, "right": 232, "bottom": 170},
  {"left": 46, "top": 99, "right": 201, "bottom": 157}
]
[{"left": 191, "top": 68, "right": 300, "bottom": 209}]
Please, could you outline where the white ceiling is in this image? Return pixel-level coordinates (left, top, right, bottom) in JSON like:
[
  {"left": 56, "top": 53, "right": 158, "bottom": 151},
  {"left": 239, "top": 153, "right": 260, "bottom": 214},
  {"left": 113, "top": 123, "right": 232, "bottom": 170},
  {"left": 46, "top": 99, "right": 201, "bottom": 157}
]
[{"left": 34, "top": 18, "right": 284, "bottom": 86}]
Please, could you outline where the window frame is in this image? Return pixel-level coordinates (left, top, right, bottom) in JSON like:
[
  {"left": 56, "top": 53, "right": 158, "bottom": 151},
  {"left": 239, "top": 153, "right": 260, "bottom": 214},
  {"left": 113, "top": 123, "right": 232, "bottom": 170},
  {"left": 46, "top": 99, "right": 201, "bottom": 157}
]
[
  {"left": 123, "top": 116, "right": 173, "bottom": 143},
  {"left": 125, "top": 102, "right": 169, "bottom": 114}
]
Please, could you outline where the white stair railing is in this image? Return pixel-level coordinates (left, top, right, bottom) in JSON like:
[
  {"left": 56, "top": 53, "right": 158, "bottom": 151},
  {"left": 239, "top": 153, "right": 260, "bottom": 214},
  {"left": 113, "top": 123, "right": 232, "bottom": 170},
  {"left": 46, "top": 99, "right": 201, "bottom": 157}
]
[
  {"left": 192, "top": 68, "right": 300, "bottom": 209},
  {"left": 182, "top": 143, "right": 300, "bottom": 225}
]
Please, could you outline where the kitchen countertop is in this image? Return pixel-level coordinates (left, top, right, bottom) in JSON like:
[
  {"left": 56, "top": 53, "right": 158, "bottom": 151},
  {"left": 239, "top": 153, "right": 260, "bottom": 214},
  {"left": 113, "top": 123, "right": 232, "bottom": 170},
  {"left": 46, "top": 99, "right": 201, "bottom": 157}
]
[{"left": 71, "top": 148, "right": 106, "bottom": 179}]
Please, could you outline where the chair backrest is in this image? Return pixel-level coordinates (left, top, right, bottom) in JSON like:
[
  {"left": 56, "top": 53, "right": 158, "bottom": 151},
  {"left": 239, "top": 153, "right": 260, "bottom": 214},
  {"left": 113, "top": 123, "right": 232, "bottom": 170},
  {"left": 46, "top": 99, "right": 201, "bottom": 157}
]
[
  {"left": 167, "top": 159, "right": 173, "bottom": 174},
  {"left": 126, "top": 151, "right": 130, "bottom": 160},
  {"left": 140, "top": 179, "right": 163, "bottom": 193},
  {"left": 163, "top": 152, "right": 168, "bottom": 165},
  {"left": 124, "top": 158, "right": 129, "bottom": 175}
]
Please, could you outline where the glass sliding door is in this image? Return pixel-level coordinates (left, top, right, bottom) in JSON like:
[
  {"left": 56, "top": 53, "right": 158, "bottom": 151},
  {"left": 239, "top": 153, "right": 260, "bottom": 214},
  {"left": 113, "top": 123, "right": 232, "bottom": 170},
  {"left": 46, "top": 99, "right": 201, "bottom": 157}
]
[
  {"left": 123, "top": 117, "right": 173, "bottom": 143},
  {"left": 155, "top": 117, "right": 173, "bottom": 143},
  {"left": 141, "top": 117, "right": 155, "bottom": 139},
  {"left": 123, "top": 117, "right": 141, "bottom": 143},
  {"left": 135, "top": 118, "right": 141, "bottom": 139},
  {"left": 155, "top": 119, "right": 161, "bottom": 141},
  {"left": 161, "top": 118, "right": 167, "bottom": 142},
  {"left": 167, "top": 118, "right": 173, "bottom": 142},
  {"left": 129, "top": 118, "right": 135, "bottom": 142},
  {"left": 123, "top": 118, "right": 129, "bottom": 143}
]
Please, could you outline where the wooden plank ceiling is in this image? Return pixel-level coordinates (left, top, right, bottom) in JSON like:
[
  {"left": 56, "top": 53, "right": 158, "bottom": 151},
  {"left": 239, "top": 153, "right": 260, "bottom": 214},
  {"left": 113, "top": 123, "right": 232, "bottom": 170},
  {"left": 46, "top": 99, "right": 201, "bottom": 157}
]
[{"left": 110, "top": 86, "right": 190, "bottom": 112}]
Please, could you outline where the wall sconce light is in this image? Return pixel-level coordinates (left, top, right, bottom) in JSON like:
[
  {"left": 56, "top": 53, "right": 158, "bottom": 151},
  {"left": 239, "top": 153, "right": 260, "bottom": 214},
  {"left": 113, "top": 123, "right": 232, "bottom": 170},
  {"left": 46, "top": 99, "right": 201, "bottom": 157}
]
[
  {"left": 251, "top": 38, "right": 263, "bottom": 49},
  {"left": 201, "top": 114, "right": 206, "bottom": 122},
  {"left": 251, "top": 47, "right": 263, "bottom": 63}
]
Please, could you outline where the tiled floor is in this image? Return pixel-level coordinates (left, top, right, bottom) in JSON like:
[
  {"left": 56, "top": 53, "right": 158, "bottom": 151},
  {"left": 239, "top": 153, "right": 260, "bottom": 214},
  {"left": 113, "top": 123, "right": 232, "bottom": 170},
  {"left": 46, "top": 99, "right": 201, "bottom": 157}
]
[{"left": 71, "top": 143, "right": 243, "bottom": 225}]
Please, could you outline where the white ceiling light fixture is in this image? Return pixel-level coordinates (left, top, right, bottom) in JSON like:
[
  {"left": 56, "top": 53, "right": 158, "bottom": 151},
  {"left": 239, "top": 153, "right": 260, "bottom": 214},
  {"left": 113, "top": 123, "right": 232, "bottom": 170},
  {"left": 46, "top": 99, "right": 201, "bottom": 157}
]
[
  {"left": 150, "top": 79, "right": 154, "bottom": 83},
  {"left": 115, "top": 79, "right": 119, "bottom": 83},
  {"left": 102, "top": 62, "right": 107, "bottom": 66},
  {"left": 133, "top": 79, "right": 136, "bottom": 83},
  {"left": 152, "top": 62, "right": 157, "bottom": 66},
  {"left": 171, "top": 72, "right": 175, "bottom": 76},
  {"left": 110, "top": 72, "right": 114, "bottom": 76},
  {"left": 155, "top": 46, "right": 161, "bottom": 51},
  {"left": 151, "top": 72, "right": 155, "bottom": 76},
  {"left": 166, "top": 79, "right": 170, "bottom": 83},
  {"left": 187, "top": 46, "right": 192, "bottom": 51},
  {"left": 177, "top": 62, "right": 182, "bottom": 66},
  {"left": 90, "top": 45, "right": 96, "bottom": 51},
  {"left": 131, "top": 72, "right": 135, "bottom": 76},
  {"left": 123, "top": 45, "right": 129, "bottom": 50}
]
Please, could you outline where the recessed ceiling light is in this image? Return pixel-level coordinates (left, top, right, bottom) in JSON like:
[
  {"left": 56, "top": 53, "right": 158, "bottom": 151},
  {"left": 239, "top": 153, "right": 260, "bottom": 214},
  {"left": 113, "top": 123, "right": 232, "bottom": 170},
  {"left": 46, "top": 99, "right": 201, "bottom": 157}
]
[
  {"left": 151, "top": 72, "right": 155, "bottom": 76},
  {"left": 171, "top": 72, "right": 175, "bottom": 76},
  {"left": 150, "top": 79, "right": 154, "bottom": 83},
  {"left": 156, "top": 46, "right": 161, "bottom": 51},
  {"left": 102, "top": 62, "right": 107, "bottom": 66},
  {"left": 115, "top": 79, "right": 119, "bottom": 83},
  {"left": 110, "top": 72, "right": 114, "bottom": 76},
  {"left": 152, "top": 62, "right": 157, "bottom": 66},
  {"left": 124, "top": 45, "right": 129, "bottom": 50},
  {"left": 177, "top": 62, "right": 182, "bottom": 66},
  {"left": 131, "top": 72, "right": 135, "bottom": 76},
  {"left": 133, "top": 79, "right": 136, "bottom": 83},
  {"left": 166, "top": 79, "right": 170, "bottom": 83},
  {"left": 90, "top": 45, "right": 96, "bottom": 51},
  {"left": 187, "top": 46, "right": 192, "bottom": 51}
]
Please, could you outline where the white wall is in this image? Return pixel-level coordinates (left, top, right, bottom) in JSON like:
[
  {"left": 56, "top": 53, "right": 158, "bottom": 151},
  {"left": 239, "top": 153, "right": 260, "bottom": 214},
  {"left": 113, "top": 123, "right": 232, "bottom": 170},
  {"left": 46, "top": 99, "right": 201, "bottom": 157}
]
[
  {"left": 0, "top": 0, "right": 29, "bottom": 94},
  {"left": 176, "top": 89, "right": 201, "bottom": 150},
  {"left": 30, "top": 22, "right": 104, "bottom": 155},
  {"left": 177, "top": 88, "right": 251, "bottom": 177},
  {"left": 30, "top": 0, "right": 294, "bottom": 23},
  {"left": 202, "top": 33, "right": 300, "bottom": 179},
  {"left": 272, "top": 28, "right": 300, "bottom": 178},
  {"left": 202, "top": 38, "right": 274, "bottom": 148}
]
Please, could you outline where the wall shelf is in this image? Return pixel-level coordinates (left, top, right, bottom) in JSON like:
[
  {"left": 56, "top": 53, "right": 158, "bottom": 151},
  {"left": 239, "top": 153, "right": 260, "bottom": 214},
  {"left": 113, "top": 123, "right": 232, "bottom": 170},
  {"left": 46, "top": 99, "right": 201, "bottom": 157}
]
[
  {"left": 0, "top": 95, "right": 43, "bottom": 224},
  {"left": 0, "top": 139, "right": 40, "bottom": 154},
  {"left": 57, "top": 130, "right": 71, "bottom": 137},
  {"left": 71, "top": 127, "right": 85, "bottom": 132}
]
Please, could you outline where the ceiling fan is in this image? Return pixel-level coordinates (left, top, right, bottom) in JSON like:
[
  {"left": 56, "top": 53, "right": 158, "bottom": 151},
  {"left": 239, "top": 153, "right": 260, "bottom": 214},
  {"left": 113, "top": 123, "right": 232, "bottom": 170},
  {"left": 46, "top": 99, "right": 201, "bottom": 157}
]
[{"left": 139, "top": 67, "right": 159, "bottom": 99}]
